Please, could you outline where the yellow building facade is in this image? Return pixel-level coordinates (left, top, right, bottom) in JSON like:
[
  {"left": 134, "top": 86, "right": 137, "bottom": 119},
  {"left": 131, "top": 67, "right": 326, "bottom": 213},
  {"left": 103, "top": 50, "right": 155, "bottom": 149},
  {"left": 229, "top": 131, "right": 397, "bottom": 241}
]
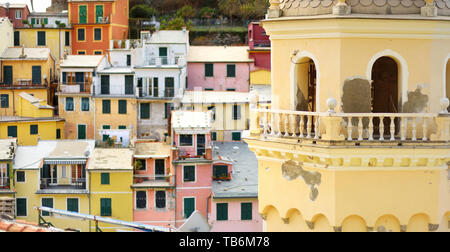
[
  {"left": 88, "top": 148, "right": 134, "bottom": 232},
  {"left": 245, "top": 1, "right": 450, "bottom": 232}
]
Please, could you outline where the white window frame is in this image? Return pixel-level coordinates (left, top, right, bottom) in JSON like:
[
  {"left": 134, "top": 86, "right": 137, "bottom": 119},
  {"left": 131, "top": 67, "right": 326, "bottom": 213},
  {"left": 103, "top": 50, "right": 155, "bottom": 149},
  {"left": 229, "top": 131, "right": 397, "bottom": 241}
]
[
  {"left": 16, "top": 170, "right": 26, "bottom": 183},
  {"left": 0, "top": 163, "right": 7, "bottom": 187},
  {"left": 15, "top": 10, "right": 22, "bottom": 19},
  {"left": 182, "top": 164, "right": 196, "bottom": 183}
]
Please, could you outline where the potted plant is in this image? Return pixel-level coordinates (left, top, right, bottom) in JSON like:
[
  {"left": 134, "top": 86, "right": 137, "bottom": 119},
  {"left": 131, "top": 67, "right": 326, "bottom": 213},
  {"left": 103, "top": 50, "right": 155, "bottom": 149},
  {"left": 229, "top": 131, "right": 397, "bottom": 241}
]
[{"left": 22, "top": 20, "right": 29, "bottom": 27}]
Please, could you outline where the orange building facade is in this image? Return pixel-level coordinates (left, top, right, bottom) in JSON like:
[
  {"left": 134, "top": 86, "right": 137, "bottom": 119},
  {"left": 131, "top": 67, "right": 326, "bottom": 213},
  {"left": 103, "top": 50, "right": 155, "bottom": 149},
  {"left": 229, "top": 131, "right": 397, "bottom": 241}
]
[{"left": 68, "top": 0, "right": 129, "bottom": 55}]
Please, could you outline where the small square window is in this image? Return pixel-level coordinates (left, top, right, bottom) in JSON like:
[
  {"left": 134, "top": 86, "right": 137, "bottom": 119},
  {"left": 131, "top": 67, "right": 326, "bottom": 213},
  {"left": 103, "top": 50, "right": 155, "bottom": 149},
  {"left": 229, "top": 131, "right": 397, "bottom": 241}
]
[
  {"left": 183, "top": 166, "right": 195, "bottom": 182},
  {"left": 179, "top": 134, "right": 193, "bottom": 146},
  {"left": 217, "top": 203, "right": 228, "bottom": 221},
  {"left": 30, "top": 125, "right": 38, "bottom": 135},
  {"left": 77, "top": 28, "right": 85, "bottom": 41},
  {"left": 101, "top": 173, "right": 110, "bottom": 185},
  {"left": 16, "top": 171, "right": 25, "bottom": 182},
  {"left": 227, "top": 64, "right": 236, "bottom": 77},
  {"left": 94, "top": 28, "right": 102, "bottom": 41}
]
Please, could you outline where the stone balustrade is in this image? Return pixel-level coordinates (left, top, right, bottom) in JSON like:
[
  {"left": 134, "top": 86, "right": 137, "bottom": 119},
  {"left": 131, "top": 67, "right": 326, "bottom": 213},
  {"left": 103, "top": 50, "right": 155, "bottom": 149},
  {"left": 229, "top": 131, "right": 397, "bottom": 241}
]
[{"left": 248, "top": 94, "right": 450, "bottom": 143}]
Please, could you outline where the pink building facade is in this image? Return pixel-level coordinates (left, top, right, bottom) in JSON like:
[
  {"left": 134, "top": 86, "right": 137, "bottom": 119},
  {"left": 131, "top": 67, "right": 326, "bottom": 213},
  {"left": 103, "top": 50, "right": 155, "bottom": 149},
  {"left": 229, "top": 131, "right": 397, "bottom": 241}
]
[
  {"left": 210, "top": 199, "right": 262, "bottom": 232},
  {"left": 187, "top": 46, "right": 254, "bottom": 92}
]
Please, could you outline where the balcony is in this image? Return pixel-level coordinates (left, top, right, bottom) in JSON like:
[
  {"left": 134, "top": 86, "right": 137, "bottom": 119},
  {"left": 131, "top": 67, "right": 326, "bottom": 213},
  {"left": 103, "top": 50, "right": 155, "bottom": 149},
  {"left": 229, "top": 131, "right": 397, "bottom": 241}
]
[
  {"left": 136, "top": 87, "right": 175, "bottom": 99},
  {"left": 0, "top": 178, "right": 11, "bottom": 191},
  {"left": 173, "top": 147, "right": 213, "bottom": 161},
  {"left": 146, "top": 56, "right": 184, "bottom": 67},
  {"left": 0, "top": 80, "right": 47, "bottom": 89},
  {"left": 248, "top": 98, "right": 450, "bottom": 145},
  {"left": 59, "top": 83, "right": 91, "bottom": 94},
  {"left": 110, "top": 39, "right": 142, "bottom": 50},
  {"left": 37, "top": 178, "right": 88, "bottom": 194},
  {"left": 132, "top": 174, "right": 174, "bottom": 188}
]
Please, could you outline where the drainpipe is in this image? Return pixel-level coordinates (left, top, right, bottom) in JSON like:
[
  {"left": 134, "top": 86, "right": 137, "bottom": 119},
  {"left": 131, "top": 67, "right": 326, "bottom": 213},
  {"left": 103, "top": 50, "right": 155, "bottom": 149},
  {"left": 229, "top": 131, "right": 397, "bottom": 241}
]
[
  {"left": 88, "top": 169, "right": 91, "bottom": 232},
  {"left": 206, "top": 193, "right": 212, "bottom": 224}
]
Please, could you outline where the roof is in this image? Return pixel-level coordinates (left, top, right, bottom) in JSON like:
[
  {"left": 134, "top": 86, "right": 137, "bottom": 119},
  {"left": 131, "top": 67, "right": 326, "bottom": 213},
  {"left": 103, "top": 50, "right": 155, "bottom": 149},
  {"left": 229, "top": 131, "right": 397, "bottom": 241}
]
[
  {"left": 0, "top": 47, "right": 51, "bottom": 60},
  {"left": 188, "top": 46, "right": 254, "bottom": 63},
  {"left": 0, "top": 3, "right": 28, "bottom": 9},
  {"left": 18, "top": 92, "right": 54, "bottom": 109},
  {"left": 47, "top": 140, "right": 95, "bottom": 159},
  {"left": 0, "top": 218, "right": 64, "bottom": 232},
  {"left": 14, "top": 141, "right": 57, "bottom": 169},
  {"left": 0, "top": 139, "right": 16, "bottom": 160},
  {"left": 0, "top": 116, "right": 64, "bottom": 123},
  {"left": 88, "top": 148, "right": 134, "bottom": 170},
  {"left": 134, "top": 142, "right": 171, "bottom": 158},
  {"left": 171, "top": 111, "right": 212, "bottom": 130},
  {"left": 212, "top": 142, "right": 258, "bottom": 198},
  {"left": 182, "top": 91, "right": 249, "bottom": 104},
  {"left": 148, "top": 30, "right": 189, "bottom": 44},
  {"left": 60, "top": 55, "right": 104, "bottom": 68}
]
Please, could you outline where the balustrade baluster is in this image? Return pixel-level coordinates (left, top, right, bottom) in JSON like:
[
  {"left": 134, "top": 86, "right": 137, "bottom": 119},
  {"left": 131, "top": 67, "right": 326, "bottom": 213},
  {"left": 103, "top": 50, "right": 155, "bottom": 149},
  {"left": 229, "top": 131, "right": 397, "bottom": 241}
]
[
  {"left": 358, "top": 117, "right": 363, "bottom": 141},
  {"left": 347, "top": 117, "right": 353, "bottom": 141},
  {"left": 314, "top": 116, "right": 320, "bottom": 139},
  {"left": 379, "top": 116, "right": 385, "bottom": 141},
  {"left": 270, "top": 112, "right": 276, "bottom": 136},
  {"left": 276, "top": 112, "right": 282, "bottom": 137},
  {"left": 390, "top": 116, "right": 396, "bottom": 141},
  {"left": 290, "top": 114, "right": 297, "bottom": 137},
  {"left": 284, "top": 113, "right": 290, "bottom": 137},
  {"left": 368, "top": 116, "right": 374, "bottom": 141},
  {"left": 263, "top": 111, "right": 269, "bottom": 135},
  {"left": 412, "top": 117, "right": 417, "bottom": 141},
  {"left": 400, "top": 117, "right": 406, "bottom": 141},
  {"left": 299, "top": 115, "right": 304, "bottom": 138},
  {"left": 422, "top": 117, "right": 428, "bottom": 141},
  {"left": 306, "top": 115, "right": 312, "bottom": 138}
]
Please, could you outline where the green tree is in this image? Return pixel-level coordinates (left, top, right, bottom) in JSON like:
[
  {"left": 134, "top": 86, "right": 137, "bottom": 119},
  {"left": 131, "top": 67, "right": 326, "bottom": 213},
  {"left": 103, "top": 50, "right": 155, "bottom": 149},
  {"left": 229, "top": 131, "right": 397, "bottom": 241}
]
[
  {"left": 160, "top": 17, "right": 193, "bottom": 30},
  {"left": 130, "top": 4, "right": 158, "bottom": 18},
  {"left": 218, "top": 0, "right": 240, "bottom": 25},
  {"left": 199, "top": 7, "right": 216, "bottom": 19},
  {"left": 176, "top": 5, "right": 197, "bottom": 20}
]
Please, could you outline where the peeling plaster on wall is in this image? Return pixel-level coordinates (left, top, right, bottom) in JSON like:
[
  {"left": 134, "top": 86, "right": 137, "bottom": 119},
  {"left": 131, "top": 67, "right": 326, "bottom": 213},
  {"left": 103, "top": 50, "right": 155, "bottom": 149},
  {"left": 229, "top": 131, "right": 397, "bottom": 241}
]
[
  {"left": 341, "top": 77, "right": 372, "bottom": 127},
  {"left": 402, "top": 86, "right": 429, "bottom": 113},
  {"left": 341, "top": 77, "right": 372, "bottom": 113},
  {"left": 400, "top": 225, "right": 407, "bottom": 232},
  {"left": 281, "top": 160, "right": 321, "bottom": 201},
  {"left": 428, "top": 223, "right": 439, "bottom": 231}
]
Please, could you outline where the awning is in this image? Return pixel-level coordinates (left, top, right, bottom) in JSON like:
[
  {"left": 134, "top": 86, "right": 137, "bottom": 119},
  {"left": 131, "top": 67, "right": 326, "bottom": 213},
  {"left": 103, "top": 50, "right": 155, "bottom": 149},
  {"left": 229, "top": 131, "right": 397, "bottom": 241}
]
[{"left": 43, "top": 159, "right": 87, "bottom": 165}]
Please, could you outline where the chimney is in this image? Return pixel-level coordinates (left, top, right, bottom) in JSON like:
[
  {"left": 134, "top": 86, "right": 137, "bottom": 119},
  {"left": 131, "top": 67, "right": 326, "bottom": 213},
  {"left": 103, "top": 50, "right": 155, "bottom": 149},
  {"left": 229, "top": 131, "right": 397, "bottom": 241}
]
[{"left": 19, "top": 45, "right": 26, "bottom": 58}]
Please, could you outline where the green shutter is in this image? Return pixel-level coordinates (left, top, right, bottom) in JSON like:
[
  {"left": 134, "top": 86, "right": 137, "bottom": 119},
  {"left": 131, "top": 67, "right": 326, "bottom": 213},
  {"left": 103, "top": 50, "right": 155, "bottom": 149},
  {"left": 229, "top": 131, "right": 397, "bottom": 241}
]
[
  {"left": 211, "top": 132, "right": 217, "bottom": 141},
  {"left": 66, "top": 97, "right": 74, "bottom": 111},
  {"left": 30, "top": 125, "right": 38, "bottom": 135},
  {"left": 77, "top": 125, "right": 86, "bottom": 140},
  {"left": 16, "top": 198, "right": 27, "bottom": 216},
  {"left": 79, "top": 6, "right": 87, "bottom": 24},
  {"left": 44, "top": 18, "right": 48, "bottom": 24},
  {"left": 118, "top": 125, "right": 126, "bottom": 129},
  {"left": 37, "top": 31, "right": 46, "bottom": 46},
  {"left": 42, "top": 198, "right": 53, "bottom": 216},
  {"left": 32, "top": 66, "right": 42, "bottom": 84},
  {"left": 94, "top": 28, "right": 102, "bottom": 41},
  {"left": 205, "top": 64, "right": 214, "bottom": 77},
  {"left": 100, "top": 198, "right": 111, "bottom": 216},
  {"left": 102, "top": 100, "right": 111, "bottom": 114},
  {"left": 118, "top": 100, "right": 127, "bottom": 114},
  {"left": 1, "top": 94, "right": 9, "bottom": 108},
  {"left": 67, "top": 198, "right": 78, "bottom": 213},
  {"left": 217, "top": 203, "right": 228, "bottom": 221},
  {"left": 3, "top": 66, "right": 12, "bottom": 85},
  {"left": 7, "top": 126, "right": 17, "bottom": 138},
  {"left": 101, "top": 75, "right": 110, "bottom": 94},
  {"left": 101, "top": 173, "right": 110, "bottom": 185},
  {"left": 232, "top": 132, "right": 241, "bottom": 141},
  {"left": 241, "top": 202, "right": 252, "bottom": 220},
  {"left": 140, "top": 103, "right": 150, "bottom": 119},
  {"left": 96, "top": 5, "right": 103, "bottom": 23},
  {"left": 81, "top": 98, "right": 89, "bottom": 111},
  {"left": 183, "top": 166, "right": 195, "bottom": 182},
  {"left": 14, "top": 31, "right": 20, "bottom": 46},
  {"left": 184, "top": 198, "right": 195, "bottom": 219},
  {"left": 125, "top": 75, "right": 134, "bottom": 95},
  {"left": 227, "top": 64, "right": 236, "bottom": 77}
]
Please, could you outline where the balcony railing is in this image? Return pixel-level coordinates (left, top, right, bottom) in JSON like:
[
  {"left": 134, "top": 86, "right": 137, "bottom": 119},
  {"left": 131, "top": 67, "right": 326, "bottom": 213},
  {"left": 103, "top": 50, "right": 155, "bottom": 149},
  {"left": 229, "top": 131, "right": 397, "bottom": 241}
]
[
  {"left": 136, "top": 87, "right": 175, "bottom": 99},
  {"left": 0, "top": 177, "right": 10, "bottom": 190},
  {"left": 132, "top": 174, "right": 174, "bottom": 187},
  {"left": 0, "top": 80, "right": 46, "bottom": 88},
  {"left": 147, "top": 56, "right": 181, "bottom": 66},
  {"left": 60, "top": 83, "right": 91, "bottom": 94},
  {"left": 249, "top": 98, "right": 450, "bottom": 143},
  {"left": 110, "top": 39, "right": 142, "bottom": 50},
  {"left": 39, "top": 178, "right": 87, "bottom": 190}
]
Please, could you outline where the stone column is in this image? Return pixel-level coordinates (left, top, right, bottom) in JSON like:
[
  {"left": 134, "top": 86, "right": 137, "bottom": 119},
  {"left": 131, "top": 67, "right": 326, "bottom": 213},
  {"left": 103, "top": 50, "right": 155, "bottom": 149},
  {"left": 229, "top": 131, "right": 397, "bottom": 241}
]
[
  {"left": 333, "top": 0, "right": 351, "bottom": 15},
  {"left": 421, "top": 0, "right": 438, "bottom": 17}
]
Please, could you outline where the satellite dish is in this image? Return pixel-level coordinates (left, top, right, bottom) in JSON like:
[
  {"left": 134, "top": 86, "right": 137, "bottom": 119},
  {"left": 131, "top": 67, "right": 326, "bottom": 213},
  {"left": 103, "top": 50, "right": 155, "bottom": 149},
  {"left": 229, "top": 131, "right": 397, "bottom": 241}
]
[{"left": 84, "top": 150, "right": 90, "bottom": 157}]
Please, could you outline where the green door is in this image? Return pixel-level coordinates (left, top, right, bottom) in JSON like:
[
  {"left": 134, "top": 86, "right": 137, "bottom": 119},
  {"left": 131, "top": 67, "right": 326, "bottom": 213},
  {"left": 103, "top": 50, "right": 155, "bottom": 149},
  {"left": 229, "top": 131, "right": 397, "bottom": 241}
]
[
  {"left": 101, "top": 75, "right": 110, "bottom": 94},
  {"left": 78, "top": 125, "right": 86, "bottom": 140},
  {"left": 14, "top": 31, "right": 20, "bottom": 46},
  {"left": 184, "top": 198, "right": 195, "bottom": 219},
  {"left": 3, "top": 66, "right": 12, "bottom": 85},
  {"left": 100, "top": 198, "right": 111, "bottom": 216}
]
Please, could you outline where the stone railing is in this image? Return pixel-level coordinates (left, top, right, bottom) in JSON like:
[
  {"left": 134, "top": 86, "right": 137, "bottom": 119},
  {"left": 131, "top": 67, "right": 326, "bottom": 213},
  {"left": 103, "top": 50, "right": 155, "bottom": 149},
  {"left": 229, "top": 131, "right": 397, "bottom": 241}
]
[{"left": 249, "top": 93, "right": 450, "bottom": 143}]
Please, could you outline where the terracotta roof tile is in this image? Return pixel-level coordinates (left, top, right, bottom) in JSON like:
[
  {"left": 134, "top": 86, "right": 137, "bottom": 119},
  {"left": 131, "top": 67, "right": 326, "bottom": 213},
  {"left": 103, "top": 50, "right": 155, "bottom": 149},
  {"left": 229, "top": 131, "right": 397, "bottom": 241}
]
[{"left": 0, "top": 219, "right": 61, "bottom": 232}]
